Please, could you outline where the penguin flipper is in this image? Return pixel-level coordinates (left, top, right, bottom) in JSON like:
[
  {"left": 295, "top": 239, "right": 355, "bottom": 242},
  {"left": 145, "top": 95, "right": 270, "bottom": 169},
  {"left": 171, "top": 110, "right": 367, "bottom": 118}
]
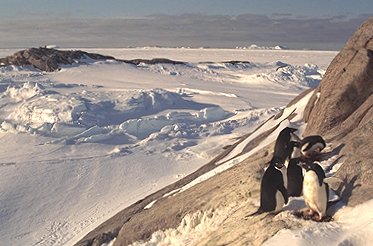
[
  {"left": 325, "top": 182, "right": 329, "bottom": 203},
  {"left": 314, "top": 164, "right": 326, "bottom": 186},
  {"left": 279, "top": 185, "right": 288, "bottom": 204}
]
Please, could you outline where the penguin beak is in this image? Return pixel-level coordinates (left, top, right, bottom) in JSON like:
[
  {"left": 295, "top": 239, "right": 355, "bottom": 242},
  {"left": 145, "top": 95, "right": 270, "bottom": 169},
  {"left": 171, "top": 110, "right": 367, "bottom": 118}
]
[{"left": 275, "top": 161, "right": 285, "bottom": 169}]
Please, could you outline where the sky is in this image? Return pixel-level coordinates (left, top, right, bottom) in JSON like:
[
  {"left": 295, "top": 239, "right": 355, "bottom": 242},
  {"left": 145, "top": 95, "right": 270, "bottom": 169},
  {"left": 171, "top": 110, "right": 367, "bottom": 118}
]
[
  {"left": 0, "top": 0, "right": 372, "bottom": 50},
  {"left": 1, "top": 0, "right": 372, "bottom": 19}
]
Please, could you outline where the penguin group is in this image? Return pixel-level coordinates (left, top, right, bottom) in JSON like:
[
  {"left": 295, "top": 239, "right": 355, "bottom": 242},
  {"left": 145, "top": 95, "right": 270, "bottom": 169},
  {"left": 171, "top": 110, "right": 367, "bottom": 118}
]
[{"left": 250, "top": 127, "right": 329, "bottom": 222}]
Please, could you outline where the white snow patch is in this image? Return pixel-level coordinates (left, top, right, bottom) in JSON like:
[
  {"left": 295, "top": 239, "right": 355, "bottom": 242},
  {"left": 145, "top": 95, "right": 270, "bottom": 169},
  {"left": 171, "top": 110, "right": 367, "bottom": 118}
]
[
  {"left": 248, "top": 63, "right": 324, "bottom": 89},
  {"left": 264, "top": 199, "right": 373, "bottom": 246},
  {"left": 144, "top": 200, "right": 157, "bottom": 210},
  {"left": 130, "top": 205, "right": 235, "bottom": 246},
  {"left": 101, "top": 238, "right": 116, "bottom": 246}
]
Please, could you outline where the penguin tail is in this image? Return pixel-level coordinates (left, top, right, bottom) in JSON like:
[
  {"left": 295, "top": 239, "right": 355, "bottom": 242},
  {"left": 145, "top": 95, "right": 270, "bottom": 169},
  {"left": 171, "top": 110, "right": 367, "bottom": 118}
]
[
  {"left": 327, "top": 199, "right": 342, "bottom": 209},
  {"left": 246, "top": 208, "right": 264, "bottom": 218}
]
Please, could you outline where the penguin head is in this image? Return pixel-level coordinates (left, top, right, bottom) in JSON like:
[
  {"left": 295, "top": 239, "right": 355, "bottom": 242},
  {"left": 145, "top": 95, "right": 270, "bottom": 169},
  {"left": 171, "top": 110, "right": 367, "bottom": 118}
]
[
  {"left": 270, "top": 156, "right": 284, "bottom": 169},
  {"left": 282, "top": 127, "right": 298, "bottom": 134},
  {"left": 298, "top": 160, "right": 314, "bottom": 171},
  {"left": 288, "top": 127, "right": 298, "bottom": 133},
  {"left": 290, "top": 140, "right": 301, "bottom": 148}
]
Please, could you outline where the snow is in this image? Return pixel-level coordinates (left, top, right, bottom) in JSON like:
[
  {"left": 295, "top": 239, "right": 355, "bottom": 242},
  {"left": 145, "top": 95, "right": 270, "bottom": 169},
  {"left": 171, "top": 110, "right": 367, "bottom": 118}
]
[
  {"left": 144, "top": 200, "right": 157, "bottom": 210},
  {"left": 0, "top": 48, "right": 337, "bottom": 246},
  {"left": 128, "top": 80, "right": 372, "bottom": 246},
  {"left": 264, "top": 199, "right": 373, "bottom": 246},
  {"left": 162, "top": 89, "right": 313, "bottom": 198},
  {"left": 130, "top": 206, "right": 234, "bottom": 246}
]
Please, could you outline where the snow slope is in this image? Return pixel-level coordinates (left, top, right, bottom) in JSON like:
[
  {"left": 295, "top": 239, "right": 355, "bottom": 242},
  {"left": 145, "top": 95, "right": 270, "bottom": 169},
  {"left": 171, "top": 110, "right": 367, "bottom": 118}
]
[{"left": 0, "top": 48, "right": 337, "bottom": 246}]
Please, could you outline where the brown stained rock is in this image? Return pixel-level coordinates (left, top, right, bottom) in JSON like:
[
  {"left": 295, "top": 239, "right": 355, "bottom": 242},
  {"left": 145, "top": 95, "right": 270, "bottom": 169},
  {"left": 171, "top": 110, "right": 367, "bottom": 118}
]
[
  {"left": 334, "top": 118, "right": 373, "bottom": 206},
  {"left": 304, "top": 18, "right": 373, "bottom": 137},
  {"left": 303, "top": 18, "right": 373, "bottom": 206}
]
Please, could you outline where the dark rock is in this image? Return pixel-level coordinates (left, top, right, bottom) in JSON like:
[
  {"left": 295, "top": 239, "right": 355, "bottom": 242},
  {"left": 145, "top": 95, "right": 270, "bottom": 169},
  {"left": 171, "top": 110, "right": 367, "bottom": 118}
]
[
  {"left": 0, "top": 47, "right": 189, "bottom": 72},
  {"left": 126, "top": 58, "right": 186, "bottom": 65},
  {"left": 0, "top": 47, "right": 115, "bottom": 72}
]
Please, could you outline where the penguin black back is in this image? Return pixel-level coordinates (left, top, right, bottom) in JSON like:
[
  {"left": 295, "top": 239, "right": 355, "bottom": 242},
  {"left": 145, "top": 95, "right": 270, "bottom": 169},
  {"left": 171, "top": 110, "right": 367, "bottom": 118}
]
[
  {"left": 287, "top": 157, "right": 303, "bottom": 197},
  {"left": 258, "top": 156, "right": 288, "bottom": 213},
  {"left": 273, "top": 127, "right": 298, "bottom": 162},
  {"left": 286, "top": 135, "right": 303, "bottom": 197},
  {"left": 301, "top": 135, "right": 326, "bottom": 158}
]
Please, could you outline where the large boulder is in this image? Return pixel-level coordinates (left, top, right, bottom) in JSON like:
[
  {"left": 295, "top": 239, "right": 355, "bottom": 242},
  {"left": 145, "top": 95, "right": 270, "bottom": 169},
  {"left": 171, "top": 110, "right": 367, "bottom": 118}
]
[{"left": 304, "top": 18, "right": 373, "bottom": 205}]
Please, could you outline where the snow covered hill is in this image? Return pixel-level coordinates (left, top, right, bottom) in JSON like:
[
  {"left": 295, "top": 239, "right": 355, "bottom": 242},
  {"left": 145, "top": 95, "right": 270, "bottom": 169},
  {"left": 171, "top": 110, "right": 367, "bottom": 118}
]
[{"left": 0, "top": 48, "right": 337, "bottom": 246}]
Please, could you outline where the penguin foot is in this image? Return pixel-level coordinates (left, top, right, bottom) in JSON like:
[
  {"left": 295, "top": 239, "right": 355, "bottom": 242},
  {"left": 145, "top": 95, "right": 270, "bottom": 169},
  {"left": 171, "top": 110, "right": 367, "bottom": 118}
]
[
  {"left": 293, "top": 210, "right": 333, "bottom": 222},
  {"left": 312, "top": 213, "right": 323, "bottom": 222},
  {"left": 292, "top": 209, "right": 314, "bottom": 220},
  {"left": 311, "top": 214, "right": 333, "bottom": 222},
  {"left": 303, "top": 208, "right": 314, "bottom": 219},
  {"left": 292, "top": 209, "right": 311, "bottom": 220}
]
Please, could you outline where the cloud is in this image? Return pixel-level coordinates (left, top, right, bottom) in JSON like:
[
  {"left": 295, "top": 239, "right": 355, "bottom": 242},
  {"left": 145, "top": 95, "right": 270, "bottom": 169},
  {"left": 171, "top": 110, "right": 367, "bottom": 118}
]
[{"left": 0, "top": 14, "right": 369, "bottom": 50}]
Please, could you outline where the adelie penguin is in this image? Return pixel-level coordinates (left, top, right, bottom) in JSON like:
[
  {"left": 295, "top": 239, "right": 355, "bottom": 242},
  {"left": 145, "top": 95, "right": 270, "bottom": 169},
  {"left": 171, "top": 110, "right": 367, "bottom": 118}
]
[
  {"left": 286, "top": 132, "right": 303, "bottom": 197},
  {"left": 300, "top": 135, "right": 326, "bottom": 158},
  {"left": 273, "top": 127, "right": 298, "bottom": 162},
  {"left": 299, "top": 161, "right": 329, "bottom": 221},
  {"left": 248, "top": 156, "right": 288, "bottom": 216}
]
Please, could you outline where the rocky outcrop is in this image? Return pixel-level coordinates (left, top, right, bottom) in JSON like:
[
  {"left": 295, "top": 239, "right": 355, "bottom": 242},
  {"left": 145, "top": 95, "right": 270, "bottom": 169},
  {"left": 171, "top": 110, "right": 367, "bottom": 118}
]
[
  {"left": 304, "top": 18, "right": 373, "bottom": 206},
  {"left": 0, "top": 47, "right": 187, "bottom": 72},
  {"left": 0, "top": 47, "right": 115, "bottom": 72},
  {"left": 304, "top": 18, "right": 373, "bottom": 137}
]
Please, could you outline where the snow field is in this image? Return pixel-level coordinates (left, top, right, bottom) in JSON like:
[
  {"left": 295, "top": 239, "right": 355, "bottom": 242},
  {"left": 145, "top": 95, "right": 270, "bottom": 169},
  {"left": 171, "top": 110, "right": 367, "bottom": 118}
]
[{"left": 0, "top": 48, "right": 337, "bottom": 246}]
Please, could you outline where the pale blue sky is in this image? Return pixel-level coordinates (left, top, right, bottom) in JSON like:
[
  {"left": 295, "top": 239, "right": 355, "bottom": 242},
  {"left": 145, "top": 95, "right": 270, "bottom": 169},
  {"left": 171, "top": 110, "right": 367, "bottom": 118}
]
[
  {"left": 1, "top": 0, "right": 372, "bottom": 49},
  {"left": 1, "top": 0, "right": 372, "bottom": 19}
]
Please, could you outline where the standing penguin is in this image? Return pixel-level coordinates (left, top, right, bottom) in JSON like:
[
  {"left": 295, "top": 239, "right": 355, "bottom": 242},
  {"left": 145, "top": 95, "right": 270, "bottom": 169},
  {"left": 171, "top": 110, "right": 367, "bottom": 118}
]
[
  {"left": 300, "top": 135, "right": 326, "bottom": 158},
  {"left": 273, "top": 127, "right": 298, "bottom": 162},
  {"left": 286, "top": 132, "right": 303, "bottom": 197},
  {"left": 299, "top": 161, "right": 329, "bottom": 221},
  {"left": 249, "top": 156, "right": 288, "bottom": 216}
]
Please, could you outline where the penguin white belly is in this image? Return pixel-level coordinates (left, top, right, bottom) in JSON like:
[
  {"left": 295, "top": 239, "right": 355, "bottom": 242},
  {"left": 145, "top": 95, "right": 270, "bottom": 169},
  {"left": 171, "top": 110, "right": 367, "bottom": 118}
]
[
  {"left": 275, "top": 190, "right": 285, "bottom": 212},
  {"left": 303, "top": 171, "right": 327, "bottom": 216}
]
